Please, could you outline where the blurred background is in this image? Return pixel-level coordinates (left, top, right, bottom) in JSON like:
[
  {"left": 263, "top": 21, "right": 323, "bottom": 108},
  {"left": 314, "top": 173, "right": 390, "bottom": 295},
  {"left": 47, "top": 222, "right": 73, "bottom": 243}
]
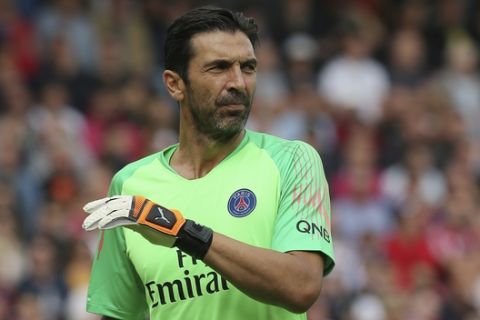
[{"left": 0, "top": 0, "right": 479, "bottom": 319}]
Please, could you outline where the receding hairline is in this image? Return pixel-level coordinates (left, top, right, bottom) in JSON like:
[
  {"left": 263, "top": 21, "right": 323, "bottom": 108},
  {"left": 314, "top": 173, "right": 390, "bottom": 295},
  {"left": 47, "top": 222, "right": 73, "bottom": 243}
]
[
  {"left": 186, "top": 30, "right": 257, "bottom": 62},
  {"left": 189, "top": 29, "right": 256, "bottom": 49}
]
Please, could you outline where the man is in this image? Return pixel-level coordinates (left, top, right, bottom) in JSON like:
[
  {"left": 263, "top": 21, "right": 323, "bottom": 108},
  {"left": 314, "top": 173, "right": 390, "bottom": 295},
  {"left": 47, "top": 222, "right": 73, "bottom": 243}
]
[{"left": 82, "top": 6, "right": 335, "bottom": 320}]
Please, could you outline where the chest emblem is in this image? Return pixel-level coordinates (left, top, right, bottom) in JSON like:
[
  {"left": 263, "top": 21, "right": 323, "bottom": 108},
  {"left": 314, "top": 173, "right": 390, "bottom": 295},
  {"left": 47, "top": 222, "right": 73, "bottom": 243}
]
[{"left": 227, "top": 188, "right": 256, "bottom": 217}]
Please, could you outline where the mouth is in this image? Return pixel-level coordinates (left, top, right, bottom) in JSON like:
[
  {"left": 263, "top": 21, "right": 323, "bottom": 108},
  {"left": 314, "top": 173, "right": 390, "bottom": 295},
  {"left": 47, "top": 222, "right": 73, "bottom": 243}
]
[{"left": 220, "top": 103, "right": 245, "bottom": 111}]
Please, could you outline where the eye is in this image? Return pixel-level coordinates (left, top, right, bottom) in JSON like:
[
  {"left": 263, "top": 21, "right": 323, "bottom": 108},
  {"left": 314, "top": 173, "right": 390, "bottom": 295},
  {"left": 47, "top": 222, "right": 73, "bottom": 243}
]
[
  {"left": 208, "top": 61, "right": 230, "bottom": 73},
  {"left": 241, "top": 63, "right": 257, "bottom": 74}
]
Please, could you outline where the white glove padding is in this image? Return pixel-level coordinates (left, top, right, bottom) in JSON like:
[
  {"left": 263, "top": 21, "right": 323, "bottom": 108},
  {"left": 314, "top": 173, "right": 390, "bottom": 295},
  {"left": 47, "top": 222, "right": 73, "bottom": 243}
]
[
  {"left": 82, "top": 196, "right": 137, "bottom": 230},
  {"left": 82, "top": 195, "right": 186, "bottom": 247}
]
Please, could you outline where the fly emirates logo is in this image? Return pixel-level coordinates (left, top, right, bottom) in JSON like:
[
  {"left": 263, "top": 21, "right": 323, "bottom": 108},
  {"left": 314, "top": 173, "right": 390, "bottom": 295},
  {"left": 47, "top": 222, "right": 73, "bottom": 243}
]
[{"left": 145, "top": 250, "right": 230, "bottom": 306}]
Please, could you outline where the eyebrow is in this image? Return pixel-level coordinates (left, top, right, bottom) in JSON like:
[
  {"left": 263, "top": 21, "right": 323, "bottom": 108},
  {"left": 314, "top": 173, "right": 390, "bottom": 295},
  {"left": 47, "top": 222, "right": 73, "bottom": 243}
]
[
  {"left": 203, "top": 58, "right": 258, "bottom": 69},
  {"left": 241, "top": 58, "right": 258, "bottom": 67}
]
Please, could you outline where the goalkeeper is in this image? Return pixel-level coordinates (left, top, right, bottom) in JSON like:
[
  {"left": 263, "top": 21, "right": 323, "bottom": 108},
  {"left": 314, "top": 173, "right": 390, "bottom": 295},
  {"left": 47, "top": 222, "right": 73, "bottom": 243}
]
[{"left": 83, "top": 6, "right": 335, "bottom": 320}]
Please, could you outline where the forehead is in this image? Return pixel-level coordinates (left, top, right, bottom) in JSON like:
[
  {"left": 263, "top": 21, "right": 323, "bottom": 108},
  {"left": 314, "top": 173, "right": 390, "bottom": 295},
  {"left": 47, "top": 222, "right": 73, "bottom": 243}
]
[{"left": 189, "top": 31, "right": 256, "bottom": 63}]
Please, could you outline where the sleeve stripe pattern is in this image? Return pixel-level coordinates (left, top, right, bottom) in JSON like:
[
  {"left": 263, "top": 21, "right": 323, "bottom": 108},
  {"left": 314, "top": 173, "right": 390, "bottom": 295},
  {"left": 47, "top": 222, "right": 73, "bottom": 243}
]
[{"left": 289, "top": 144, "right": 331, "bottom": 235}]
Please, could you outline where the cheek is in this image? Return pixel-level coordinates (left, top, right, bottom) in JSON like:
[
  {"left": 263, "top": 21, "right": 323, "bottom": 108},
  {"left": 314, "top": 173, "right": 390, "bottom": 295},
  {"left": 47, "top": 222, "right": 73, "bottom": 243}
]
[
  {"left": 200, "top": 78, "right": 223, "bottom": 99},
  {"left": 202, "top": 89, "right": 219, "bottom": 107},
  {"left": 246, "top": 76, "right": 257, "bottom": 95},
  {"left": 188, "top": 83, "right": 216, "bottom": 106}
]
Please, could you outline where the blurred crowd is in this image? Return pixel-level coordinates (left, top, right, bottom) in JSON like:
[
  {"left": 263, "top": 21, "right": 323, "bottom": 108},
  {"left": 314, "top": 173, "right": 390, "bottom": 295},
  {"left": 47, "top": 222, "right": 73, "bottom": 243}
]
[{"left": 0, "top": 0, "right": 479, "bottom": 319}]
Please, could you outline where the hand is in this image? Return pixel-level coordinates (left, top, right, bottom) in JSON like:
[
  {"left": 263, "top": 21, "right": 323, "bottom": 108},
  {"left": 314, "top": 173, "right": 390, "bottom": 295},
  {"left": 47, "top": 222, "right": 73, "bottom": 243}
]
[
  {"left": 82, "top": 195, "right": 214, "bottom": 258},
  {"left": 82, "top": 195, "right": 186, "bottom": 247}
]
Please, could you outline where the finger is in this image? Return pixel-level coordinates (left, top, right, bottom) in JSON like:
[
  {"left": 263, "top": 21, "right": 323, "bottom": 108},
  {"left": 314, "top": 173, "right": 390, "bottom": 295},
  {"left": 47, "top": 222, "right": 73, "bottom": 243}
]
[
  {"left": 83, "top": 202, "right": 120, "bottom": 230},
  {"left": 83, "top": 196, "right": 136, "bottom": 231},
  {"left": 83, "top": 211, "right": 105, "bottom": 231},
  {"left": 98, "top": 207, "right": 132, "bottom": 229},
  {"left": 103, "top": 196, "right": 133, "bottom": 212},
  {"left": 82, "top": 217, "right": 100, "bottom": 231},
  {"left": 99, "top": 217, "right": 137, "bottom": 229},
  {"left": 83, "top": 197, "right": 111, "bottom": 213},
  {"left": 83, "top": 196, "right": 131, "bottom": 223},
  {"left": 83, "top": 195, "right": 131, "bottom": 213}
]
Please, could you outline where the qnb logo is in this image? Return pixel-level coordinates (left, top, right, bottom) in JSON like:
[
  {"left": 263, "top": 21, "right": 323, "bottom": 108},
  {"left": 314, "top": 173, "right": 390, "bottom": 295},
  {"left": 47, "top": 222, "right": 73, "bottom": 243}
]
[{"left": 296, "top": 220, "right": 331, "bottom": 243}]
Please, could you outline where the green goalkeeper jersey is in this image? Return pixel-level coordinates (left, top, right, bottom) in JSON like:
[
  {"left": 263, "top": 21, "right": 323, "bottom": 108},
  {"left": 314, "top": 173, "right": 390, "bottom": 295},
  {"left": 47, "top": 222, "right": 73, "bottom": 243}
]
[{"left": 86, "top": 130, "right": 335, "bottom": 320}]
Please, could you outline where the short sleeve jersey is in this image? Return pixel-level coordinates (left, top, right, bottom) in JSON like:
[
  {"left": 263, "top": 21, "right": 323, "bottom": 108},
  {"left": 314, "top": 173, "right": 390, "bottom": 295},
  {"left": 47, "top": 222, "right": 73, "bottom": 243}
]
[{"left": 86, "top": 130, "right": 335, "bottom": 320}]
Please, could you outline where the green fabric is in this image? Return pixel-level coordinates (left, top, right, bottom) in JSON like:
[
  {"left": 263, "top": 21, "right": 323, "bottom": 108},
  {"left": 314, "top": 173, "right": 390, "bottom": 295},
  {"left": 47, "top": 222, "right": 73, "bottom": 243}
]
[{"left": 87, "top": 130, "right": 335, "bottom": 319}]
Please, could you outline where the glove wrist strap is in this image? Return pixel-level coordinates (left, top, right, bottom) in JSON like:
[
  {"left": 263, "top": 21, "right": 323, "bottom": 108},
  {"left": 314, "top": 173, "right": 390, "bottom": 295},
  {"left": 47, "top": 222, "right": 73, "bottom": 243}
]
[{"left": 175, "top": 219, "right": 213, "bottom": 260}]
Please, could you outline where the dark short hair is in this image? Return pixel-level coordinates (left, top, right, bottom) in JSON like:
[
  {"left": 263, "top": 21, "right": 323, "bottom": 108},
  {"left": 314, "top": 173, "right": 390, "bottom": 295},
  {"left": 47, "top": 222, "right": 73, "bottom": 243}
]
[{"left": 164, "top": 6, "right": 259, "bottom": 82}]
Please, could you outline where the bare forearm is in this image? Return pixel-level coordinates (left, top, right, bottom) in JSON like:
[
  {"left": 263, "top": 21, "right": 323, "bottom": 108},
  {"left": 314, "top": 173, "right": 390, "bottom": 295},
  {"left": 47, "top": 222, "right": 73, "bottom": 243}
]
[{"left": 203, "top": 232, "right": 324, "bottom": 313}]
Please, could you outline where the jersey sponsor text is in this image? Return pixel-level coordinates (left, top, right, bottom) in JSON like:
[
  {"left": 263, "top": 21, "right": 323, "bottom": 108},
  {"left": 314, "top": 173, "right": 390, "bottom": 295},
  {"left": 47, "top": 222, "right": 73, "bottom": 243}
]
[
  {"left": 296, "top": 220, "right": 331, "bottom": 243},
  {"left": 145, "top": 250, "right": 230, "bottom": 306}
]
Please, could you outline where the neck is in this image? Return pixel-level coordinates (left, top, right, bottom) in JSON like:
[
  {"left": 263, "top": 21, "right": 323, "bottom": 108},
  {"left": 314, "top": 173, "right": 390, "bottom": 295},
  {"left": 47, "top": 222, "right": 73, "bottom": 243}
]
[{"left": 171, "top": 127, "right": 245, "bottom": 180}]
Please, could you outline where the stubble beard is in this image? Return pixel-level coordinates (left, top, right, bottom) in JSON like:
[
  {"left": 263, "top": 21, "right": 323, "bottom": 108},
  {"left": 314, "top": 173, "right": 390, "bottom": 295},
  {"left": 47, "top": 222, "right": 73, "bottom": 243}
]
[{"left": 185, "top": 87, "right": 252, "bottom": 143}]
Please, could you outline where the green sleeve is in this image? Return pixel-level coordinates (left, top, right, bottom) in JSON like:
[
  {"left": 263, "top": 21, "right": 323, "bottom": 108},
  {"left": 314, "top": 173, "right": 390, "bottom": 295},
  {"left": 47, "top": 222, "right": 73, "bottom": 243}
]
[
  {"left": 271, "top": 142, "right": 335, "bottom": 275},
  {"left": 86, "top": 174, "right": 148, "bottom": 319}
]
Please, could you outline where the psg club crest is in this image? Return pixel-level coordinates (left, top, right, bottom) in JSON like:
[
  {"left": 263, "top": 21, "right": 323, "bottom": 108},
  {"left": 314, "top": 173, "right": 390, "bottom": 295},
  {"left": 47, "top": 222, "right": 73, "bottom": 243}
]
[{"left": 227, "top": 188, "right": 256, "bottom": 217}]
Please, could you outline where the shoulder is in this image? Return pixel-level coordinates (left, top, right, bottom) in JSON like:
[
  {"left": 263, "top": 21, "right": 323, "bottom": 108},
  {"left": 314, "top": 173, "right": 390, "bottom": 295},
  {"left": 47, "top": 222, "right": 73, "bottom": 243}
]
[
  {"left": 109, "top": 150, "right": 166, "bottom": 193},
  {"left": 245, "top": 130, "right": 320, "bottom": 168},
  {"left": 247, "top": 130, "right": 296, "bottom": 152},
  {"left": 115, "top": 152, "right": 160, "bottom": 177}
]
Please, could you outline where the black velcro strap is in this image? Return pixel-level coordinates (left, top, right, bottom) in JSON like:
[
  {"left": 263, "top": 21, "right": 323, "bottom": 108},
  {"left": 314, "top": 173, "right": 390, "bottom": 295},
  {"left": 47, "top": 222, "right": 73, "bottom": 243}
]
[{"left": 175, "top": 219, "right": 213, "bottom": 259}]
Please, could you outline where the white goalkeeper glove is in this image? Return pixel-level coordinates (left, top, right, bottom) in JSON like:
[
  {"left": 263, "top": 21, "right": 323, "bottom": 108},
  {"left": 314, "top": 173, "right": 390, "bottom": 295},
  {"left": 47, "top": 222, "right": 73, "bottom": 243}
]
[{"left": 82, "top": 195, "right": 213, "bottom": 259}]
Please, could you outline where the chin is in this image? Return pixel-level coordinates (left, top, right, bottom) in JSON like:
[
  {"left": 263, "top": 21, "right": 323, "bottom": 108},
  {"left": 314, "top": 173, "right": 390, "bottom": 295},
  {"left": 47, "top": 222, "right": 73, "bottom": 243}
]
[{"left": 209, "top": 124, "right": 244, "bottom": 142}]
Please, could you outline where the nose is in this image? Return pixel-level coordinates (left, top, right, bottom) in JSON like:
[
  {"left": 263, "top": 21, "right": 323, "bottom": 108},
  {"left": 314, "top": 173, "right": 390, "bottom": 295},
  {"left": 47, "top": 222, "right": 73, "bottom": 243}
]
[{"left": 226, "top": 64, "right": 247, "bottom": 91}]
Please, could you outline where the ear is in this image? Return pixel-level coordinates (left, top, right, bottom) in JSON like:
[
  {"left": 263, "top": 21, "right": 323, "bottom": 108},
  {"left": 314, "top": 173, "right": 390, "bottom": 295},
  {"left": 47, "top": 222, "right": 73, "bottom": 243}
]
[{"left": 163, "top": 70, "right": 185, "bottom": 102}]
